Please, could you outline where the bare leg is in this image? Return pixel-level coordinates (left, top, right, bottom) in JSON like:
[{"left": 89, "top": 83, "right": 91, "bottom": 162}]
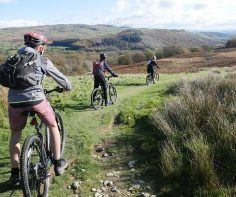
[
  {"left": 48, "top": 122, "right": 61, "bottom": 160},
  {"left": 9, "top": 130, "right": 22, "bottom": 168}
]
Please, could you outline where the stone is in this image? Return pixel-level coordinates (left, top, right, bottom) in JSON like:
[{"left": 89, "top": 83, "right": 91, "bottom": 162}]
[
  {"left": 128, "top": 160, "right": 136, "bottom": 168},
  {"left": 71, "top": 181, "right": 80, "bottom": 190},
  {"left": 96, "top": 188, "right": 102, "bottom": 193},
  {"left": 95, "top": 192, "right": 103, "bottom": 197},
  {"left": 96, "top": 146, "right": 104, "bottom": 152},
  {"left": 132, "top": 184, "right": 141, "bottom": 189},
  {"left": 111, "top": 186, "right": 119, "bottom": 193},
  {"left": 102, "top": 153, "right": 109, "bottom": 157},
  {"left": 91, "top": 188, "right": 97, "bottom": 192},
  {"left": 106, "top": 172, "right": 114, "bottom": 177},
  {"left": 141, "top": 192, "right": 150, "bottom": 197}
]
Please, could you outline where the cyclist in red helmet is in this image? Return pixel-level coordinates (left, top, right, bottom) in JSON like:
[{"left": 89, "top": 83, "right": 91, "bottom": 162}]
[{"left": 7, "top": 32, "right": 72, "bottom": 186}]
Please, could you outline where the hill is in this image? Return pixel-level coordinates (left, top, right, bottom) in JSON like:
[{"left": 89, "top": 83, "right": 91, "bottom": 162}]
[{"left": 0, "top": 24, "right": 225, "bottom": 51}]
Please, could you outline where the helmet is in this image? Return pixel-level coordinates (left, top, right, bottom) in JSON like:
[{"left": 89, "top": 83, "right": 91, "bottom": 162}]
[
  {"left": 152, "top": 56, "right": 156, "bottom": 61},
  {"left": 100, "top": 53, "right": 107, "bottom": 60},
  {"left": 24, "top": 32, "right": 48, "bottom": 47}
]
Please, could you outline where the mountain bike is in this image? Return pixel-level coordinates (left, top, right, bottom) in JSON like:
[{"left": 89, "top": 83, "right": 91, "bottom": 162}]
[
  {"left": 146, "top": 71, "right": 159, "bottom": 86},
  {"left": 91, "top": 76, "right": 117, "bottom": 110},
  {"left": 20, "top": 87, "right": 65, "bottom": 197}
]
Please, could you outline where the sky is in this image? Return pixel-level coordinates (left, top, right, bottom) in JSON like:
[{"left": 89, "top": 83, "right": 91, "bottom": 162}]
[{"left": 0, "top": 0, "right": 236, "bottom": 31}]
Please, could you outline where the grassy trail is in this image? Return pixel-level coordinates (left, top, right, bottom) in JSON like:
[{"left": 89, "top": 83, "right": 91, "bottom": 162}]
[
  {"left": 0, "top": 79, "right": 152, "bottom": 197},
  {"left": 0, "top": 72, "right": 209, "bottom": 196}
]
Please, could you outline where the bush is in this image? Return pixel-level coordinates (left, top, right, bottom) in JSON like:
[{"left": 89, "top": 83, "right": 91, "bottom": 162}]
[
  {"left": 118, "top": 54, "right": 133, "bottom": 65},
  {"left": 155, "top": 49, "right": 164, "bottom": 59},
  {"left": 225, "top": 38, "right": 236, "bottom": 48},
  {"left": 162, "top": 45, "right": 185, "bottom": 58},
  {"left": 132, "top": 52, "right": 146, "bottom": 63},
  {"left": 189, "top": 47, "right": 202, "bottom": 52},
  {"left": 149, "top": 74, "right": 236, "bottom": 194},
  {"left": 143, "top": 48, "right": 154, "bottom": 60}
]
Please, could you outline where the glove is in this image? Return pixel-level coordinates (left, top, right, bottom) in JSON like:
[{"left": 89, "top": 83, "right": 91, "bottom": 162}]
[
  {"left": 112, "top": 73, "right": 118, "bottom": 77},
  {"left": 55, "top": 86, "right": 64, "bottom": 93}
]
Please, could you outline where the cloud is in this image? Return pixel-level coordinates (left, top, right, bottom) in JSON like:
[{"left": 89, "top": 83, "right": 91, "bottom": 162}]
[
  {"left": 0, "top": 19, "right": 40, "bottom": 28},
  {"left": 100, "top": 0, "right": 236, "bottom": 30}
]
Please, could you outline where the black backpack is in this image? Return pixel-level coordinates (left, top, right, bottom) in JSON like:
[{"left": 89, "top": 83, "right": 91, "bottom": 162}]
[{"left": 0, "top": 52, "right": 40, "bottom": 89}]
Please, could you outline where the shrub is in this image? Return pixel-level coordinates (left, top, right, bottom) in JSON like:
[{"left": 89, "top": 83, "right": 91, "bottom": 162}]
[
  {"left": 225, "top": 38, "right": 236, "bottom": 48},
  {"left": 143, "top": 48, "right": 154, "bottom": 60},
  {"left": 143, "top": 74, "right": 236, "bottom": 195},
  {"left": 118, "top": 54, "right": 133, "bottom": 65},
  {"left": 132, "top": 52, "right": 146, "bottom": 63},
  {"left": 162, "top": 45, "right": 185, "bottom": 58}
]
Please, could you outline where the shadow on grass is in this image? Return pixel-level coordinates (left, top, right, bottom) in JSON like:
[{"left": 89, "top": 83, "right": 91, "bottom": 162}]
[
  {"left": 115, "top": 82, "right": 145, "bottom": 87},
  {"left": 55, "top": 103, "right": 94, "bottom": 112},
  {"left": 0, "top": 180, "right": 21, "bottom": 194}
]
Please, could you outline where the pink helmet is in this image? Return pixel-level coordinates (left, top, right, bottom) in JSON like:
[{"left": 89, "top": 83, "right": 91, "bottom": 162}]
[{"left": 24, "top": 32, "right": 48, "bottom": 46}]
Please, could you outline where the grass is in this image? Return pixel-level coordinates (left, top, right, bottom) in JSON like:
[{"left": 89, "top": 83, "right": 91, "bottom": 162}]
[
  {"left": 0, "top": 69, "right": 235, "bottom": 196},
  {"left": 115, "top": 71, "right": 236, "bottom": 196}
]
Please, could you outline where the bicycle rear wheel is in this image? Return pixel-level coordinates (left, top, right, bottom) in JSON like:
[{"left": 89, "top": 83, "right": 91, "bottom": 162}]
[
  {"left": 146, "top": 74, "right": 151, "bottom": 86},
  {"left": 109, "top": 84, "right": 117, "bottom": 104},
  {"left": 20, "top": 135, "right": 49, "bottom": 197},
  {"left": 91, "top": 88, "right": 103, "bottom": 110}
]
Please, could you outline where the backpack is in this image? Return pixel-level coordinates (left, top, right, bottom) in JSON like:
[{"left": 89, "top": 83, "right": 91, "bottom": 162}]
[
  {"left": 92, "top": 61, "right": 104, "bottom": 76},
  {"left": 0, "top": 52, "right": 39, "bottom": 89}
]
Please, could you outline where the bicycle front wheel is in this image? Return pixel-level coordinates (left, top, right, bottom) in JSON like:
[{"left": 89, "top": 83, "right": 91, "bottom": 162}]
[
  {"left": 91, "top": 88, "right": 103, "bottom": 110},
  {"left": 109, "top": 84, "right": 117, "bottom": 104},
  {"left": 55, "top": 111, "right": 65, "bottom": 157},
  {"left": 155, "top": 73, "right": 160, "bottom": 82},
  {"left": 20, "top": 135, "right": 49, "bottom": 197}
]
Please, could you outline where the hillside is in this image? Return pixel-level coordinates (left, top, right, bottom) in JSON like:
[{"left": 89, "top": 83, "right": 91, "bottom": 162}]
[{"left": 0, "top": 24, "right": 224, "bottom": 51}]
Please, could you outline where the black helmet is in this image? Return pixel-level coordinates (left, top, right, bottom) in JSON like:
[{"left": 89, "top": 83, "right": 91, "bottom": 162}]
[{"left": 100, "top": 53, "right": 107, "bottom": 60}]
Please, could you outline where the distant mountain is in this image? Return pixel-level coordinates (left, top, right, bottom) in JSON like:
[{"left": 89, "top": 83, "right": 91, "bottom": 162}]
[
  {"left": 0, "top": 24, "right": 228, "bottom": 51},
  {"left": 193, "top": 30, "right": 236, "bottom": 40}
]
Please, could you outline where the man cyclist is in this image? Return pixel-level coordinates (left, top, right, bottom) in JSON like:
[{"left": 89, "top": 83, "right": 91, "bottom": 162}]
[
  {"left": 8, "top": 32, "right": 72, "bottom": 186},
  {"left": 147, "top": 56, "right": 159, "bottom": 83},
  {"left": 92, "top": 53, "right": 118, "bottom": 106}
]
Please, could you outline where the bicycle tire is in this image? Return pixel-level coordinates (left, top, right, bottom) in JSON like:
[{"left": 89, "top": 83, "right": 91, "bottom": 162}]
[
  {"left": 41, "top": 111, "right": 65, "bottom": 158},
  {"left": 20, "top": 135, "right": 49, "bottom": 197},
  {"left": 91, "top": 88, "right": 103, "bottom": 110},
  {"left": 55, "top": 111, "right": 65, "bottom": 157},
  {"left": 146, "top": 74, "right": 151, "bottom": 86},
  {"left": 109, "top": 84, "right": 117, "bottom": 104},
  {"left": 155, "top": 73, "right": 160, "bottom": 82}
]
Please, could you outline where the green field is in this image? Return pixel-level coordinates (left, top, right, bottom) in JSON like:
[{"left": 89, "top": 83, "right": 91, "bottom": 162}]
[{"left": 0, "top": 68, "right": 235, "bottom": 196}]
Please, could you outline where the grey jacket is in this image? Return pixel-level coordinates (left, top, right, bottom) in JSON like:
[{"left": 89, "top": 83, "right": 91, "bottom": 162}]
[{"left": 8, "top": 47, "right": 72, "bottom": 104}]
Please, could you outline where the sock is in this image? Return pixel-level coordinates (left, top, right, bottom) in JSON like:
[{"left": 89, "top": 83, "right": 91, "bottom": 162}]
[
  {"left": 11, "top": 168, "right": 19, "bottom": 176},
  {"left": 54, "top": 159, "right": 61, "bottom": 167}
]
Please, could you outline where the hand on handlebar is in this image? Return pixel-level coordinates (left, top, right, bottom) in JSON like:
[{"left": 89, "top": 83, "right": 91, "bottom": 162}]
[
  {"left": 55, "top": 86, "right": 64, "bottom": 93},
  {"left": 112, "top": 73, "right": 118, "bottom": 77}
]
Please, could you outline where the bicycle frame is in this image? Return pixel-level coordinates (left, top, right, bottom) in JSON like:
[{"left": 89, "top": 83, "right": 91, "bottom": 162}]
[{"left": 29, "top": 114, "right": 50, "bottom": 176}]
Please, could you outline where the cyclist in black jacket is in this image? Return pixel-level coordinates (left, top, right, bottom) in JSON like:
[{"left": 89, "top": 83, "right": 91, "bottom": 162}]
[
  {"left": 92, "top": 53, "right": 118, "bottom": 106},
  {"left": 147, "top": 56, "right": 159, "bottom": 82}
]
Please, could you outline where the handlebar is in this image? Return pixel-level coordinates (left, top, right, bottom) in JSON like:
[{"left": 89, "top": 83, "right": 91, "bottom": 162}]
[{"left": 44, "top": 86, "right": 64, "bottom": 95}]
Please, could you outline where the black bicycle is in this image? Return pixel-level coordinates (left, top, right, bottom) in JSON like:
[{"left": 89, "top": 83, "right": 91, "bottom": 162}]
[
  {"left": 20, "top": 87, "right": 65, "bottom": 197},
  {"left": 91, "top": 76, "right": 117, "bottom": 110},
  {"left": 146, "top": 71, "right": 159, "bottom": 86}
]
